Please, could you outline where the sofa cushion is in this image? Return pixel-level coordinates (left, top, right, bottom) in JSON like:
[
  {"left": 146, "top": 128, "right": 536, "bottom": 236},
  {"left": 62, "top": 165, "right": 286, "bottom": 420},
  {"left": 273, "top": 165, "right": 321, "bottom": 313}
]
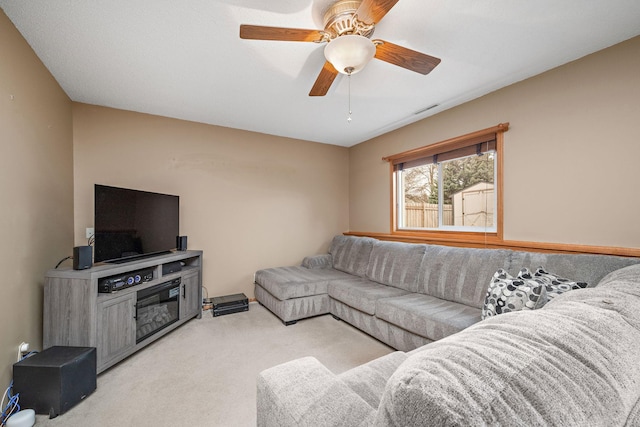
[
  {"left": 417, "top": 245, "right": 512, "bottom": 309},
  {"left": 255, "top": 266, "right": 354, "bottom": 300},
  {"left": 329, "top": 235, "right": 376, "bottom": 277},
  {"left": 339, "top": 351, "right": 408, "bottom": 409},
  {"left": 365, "top": 241, "right": 427, "bottom": 292},
  {"left": 301, "top": 254, "right": 333, "bottom": 269},
  {"left": 482, "top": 269, "right": 548, "bottom": 319},
  {"left": 375, "top": 293, "right": 481, "bottom": 342},
  {"left": 328, "top": 278, "right": 409, "bottom": 316},
  {"left": 376, "top": 282, "right": 640, "bottom": 427}
]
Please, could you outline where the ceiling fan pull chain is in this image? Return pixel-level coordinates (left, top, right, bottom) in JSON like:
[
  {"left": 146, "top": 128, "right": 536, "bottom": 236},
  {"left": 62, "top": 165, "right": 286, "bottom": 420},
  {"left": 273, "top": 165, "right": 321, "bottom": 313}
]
[{"left": 347, "top": 68, "right": 353, "bottom": 123}]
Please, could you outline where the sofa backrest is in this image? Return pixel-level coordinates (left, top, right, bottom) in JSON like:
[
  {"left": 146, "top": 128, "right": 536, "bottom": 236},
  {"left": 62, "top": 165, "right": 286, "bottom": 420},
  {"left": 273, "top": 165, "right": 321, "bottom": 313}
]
[
  {"left": 507, "top": 250, "right": 640, "bottom": 287},
  {"left": 365, "top": 241, "right": 427, "bottom": 292},
  {"left": 417, "top": 245, "right": 513, "bottom": 309},
  {"left": 329, "top": 235, "right": 376, "bottom": 277},
  {"left": 329, "top": 235, "right": 640, "bottom": 308}
]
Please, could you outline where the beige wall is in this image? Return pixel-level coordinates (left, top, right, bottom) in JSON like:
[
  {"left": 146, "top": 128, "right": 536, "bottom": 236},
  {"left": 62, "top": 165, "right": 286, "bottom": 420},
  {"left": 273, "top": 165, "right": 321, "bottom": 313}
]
[
  {"left": 350, "top": 36, "right": 640, "bottom": 249},
  {"left": 72, "top": 104, "right": 350, "bottom": 299},
  {"left": 0, "top": 10, "right": 73, "bottom": 387}
]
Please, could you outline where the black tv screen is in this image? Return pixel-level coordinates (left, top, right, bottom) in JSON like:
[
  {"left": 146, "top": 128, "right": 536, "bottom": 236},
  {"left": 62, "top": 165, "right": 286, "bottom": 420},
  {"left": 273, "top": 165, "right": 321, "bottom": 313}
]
[{"left": 94, "top": 184, "right": 179, "bottom": 263}]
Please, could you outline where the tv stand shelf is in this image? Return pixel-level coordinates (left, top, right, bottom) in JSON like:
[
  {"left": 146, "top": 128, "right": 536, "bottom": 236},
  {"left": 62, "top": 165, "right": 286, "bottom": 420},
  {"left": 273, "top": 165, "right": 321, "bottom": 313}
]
[{"left": 43, "top": 250, "right": 203, "bottom": 373}]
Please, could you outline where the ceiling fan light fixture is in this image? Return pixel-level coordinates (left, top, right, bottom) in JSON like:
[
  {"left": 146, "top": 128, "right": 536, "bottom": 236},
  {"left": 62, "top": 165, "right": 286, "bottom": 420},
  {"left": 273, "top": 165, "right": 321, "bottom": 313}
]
[{"left": 324, "top": 34, "right": 376, "bottom": 75}]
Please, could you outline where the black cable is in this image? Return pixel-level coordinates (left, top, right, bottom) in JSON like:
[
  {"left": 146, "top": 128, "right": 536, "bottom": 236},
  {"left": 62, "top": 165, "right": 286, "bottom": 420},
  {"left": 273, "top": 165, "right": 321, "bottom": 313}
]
[{"left": 55, "top": 256, "right": 73, "bottom": 269}]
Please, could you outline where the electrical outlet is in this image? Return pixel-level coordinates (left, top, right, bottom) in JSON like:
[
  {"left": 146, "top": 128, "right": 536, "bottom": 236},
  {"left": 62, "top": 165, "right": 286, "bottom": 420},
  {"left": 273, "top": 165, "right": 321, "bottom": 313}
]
[
  {"left": 86, "top": 227, "right": 94, "bottom": 238},
  {"left": 17, "top": 342, "right": 29, "bottom": 361}
]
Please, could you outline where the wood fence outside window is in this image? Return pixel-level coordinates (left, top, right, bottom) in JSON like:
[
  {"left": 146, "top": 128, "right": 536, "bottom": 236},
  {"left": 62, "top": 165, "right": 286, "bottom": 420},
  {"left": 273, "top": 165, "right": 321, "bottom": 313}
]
[{"left": 403, "top": 203, "right": 453, "bottom": 228}]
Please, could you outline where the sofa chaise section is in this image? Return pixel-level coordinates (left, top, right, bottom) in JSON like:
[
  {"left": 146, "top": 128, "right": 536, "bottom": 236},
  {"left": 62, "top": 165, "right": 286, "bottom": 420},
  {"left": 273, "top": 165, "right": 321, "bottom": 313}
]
[
  {"left": 255, "top": 266, "right": 354, "bottom": 325},
  {"left": 254, "top": 235, "right": 377, "bottom": 325}
]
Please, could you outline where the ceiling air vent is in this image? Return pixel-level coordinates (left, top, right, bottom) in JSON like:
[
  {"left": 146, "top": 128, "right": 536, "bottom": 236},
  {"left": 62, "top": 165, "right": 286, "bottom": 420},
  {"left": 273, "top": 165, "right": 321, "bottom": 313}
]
[{"left": 414, "top": 104, "right": 439, "bottom": 115}]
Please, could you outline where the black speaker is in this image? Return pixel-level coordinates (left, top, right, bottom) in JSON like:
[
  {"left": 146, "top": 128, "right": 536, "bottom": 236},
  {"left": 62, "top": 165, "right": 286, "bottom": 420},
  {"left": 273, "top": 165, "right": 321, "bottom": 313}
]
[
  {"left": 13, "top": 346, "right": 97, "bottom": 418},
  {"left": 73, "top": 246, "right": 92, "bottom": 270},
  {"left": 177, "top": 236, "right": 187, "bottom": 251}
]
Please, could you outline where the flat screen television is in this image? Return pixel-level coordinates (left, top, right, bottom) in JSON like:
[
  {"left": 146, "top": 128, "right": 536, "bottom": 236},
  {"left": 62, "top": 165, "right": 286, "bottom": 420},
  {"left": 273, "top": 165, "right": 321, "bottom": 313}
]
[{"left": 94, "top": 184, "right": 179, "bottom": 263}]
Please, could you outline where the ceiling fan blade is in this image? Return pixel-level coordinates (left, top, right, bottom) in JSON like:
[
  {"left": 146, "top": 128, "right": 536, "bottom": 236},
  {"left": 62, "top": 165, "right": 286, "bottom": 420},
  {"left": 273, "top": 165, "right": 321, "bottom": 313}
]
[
  {"left": 374, "top": 40, "right": 441, "bottom": 75},
  {"left": 240, "top": 24, "right": 324, "bottom": 42},
  {"left": 309, "top": 62, "right": 339, "bottom": 96},
  {"left": 355, "top": 0, "right": 400, "bottom": 25}
]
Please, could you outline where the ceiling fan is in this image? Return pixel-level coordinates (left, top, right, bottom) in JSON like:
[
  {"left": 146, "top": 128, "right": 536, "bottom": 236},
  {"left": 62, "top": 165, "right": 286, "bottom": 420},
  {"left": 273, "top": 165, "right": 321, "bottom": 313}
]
[{"left": 240, "top": 0, "right": 441, "bottom": 96}]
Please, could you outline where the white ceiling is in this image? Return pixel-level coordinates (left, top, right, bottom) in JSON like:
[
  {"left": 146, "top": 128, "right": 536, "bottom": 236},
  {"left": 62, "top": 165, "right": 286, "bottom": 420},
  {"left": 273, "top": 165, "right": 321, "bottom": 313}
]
[{"left": 2, "top": 1, "right": 639, "bottom": 147}]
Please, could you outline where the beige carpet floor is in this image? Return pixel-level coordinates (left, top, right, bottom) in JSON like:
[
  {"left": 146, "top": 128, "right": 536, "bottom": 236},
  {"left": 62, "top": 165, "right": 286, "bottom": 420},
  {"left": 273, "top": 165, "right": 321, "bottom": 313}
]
[{"left": 34, "top": 303, "right": 392, "bottom": 426}]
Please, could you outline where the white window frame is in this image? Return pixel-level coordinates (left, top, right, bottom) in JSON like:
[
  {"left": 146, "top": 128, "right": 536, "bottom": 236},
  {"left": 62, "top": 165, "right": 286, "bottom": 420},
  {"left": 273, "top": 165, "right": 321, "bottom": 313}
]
[{"left": 395, "top": 152, "right": 497, "bottom": 232}]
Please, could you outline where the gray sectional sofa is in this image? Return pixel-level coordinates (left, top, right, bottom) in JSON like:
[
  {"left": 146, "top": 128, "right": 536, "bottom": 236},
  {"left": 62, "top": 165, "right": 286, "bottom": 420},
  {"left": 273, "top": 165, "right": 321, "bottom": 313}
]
[
  {"left": 257, "top": 263, "right": 640, "bottom": 426},
  {"left": 254, "top": 234, "right": 638, "bottom": 351},
  {"left": 254, "top": 236, "right": 640, "bottom": 426}
]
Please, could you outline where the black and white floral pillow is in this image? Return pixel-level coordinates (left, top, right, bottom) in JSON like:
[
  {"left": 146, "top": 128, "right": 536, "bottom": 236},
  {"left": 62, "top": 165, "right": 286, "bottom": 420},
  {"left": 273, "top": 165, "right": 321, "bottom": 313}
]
[
  {"left": 482, "top": 268, "right": 548, "bottom": 320},
  {"left": 533, "top": 267, "right": 588, "bottom": 299}
]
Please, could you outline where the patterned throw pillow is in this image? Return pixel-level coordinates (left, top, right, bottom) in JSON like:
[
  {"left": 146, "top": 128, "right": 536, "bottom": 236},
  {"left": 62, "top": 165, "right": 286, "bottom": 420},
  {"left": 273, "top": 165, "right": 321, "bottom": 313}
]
[
  {"left": 534, "top": 267, "right": 588, "bottom": 299},
  {"left": 482, "top": 269, "right": 548, "bottom": 320}
]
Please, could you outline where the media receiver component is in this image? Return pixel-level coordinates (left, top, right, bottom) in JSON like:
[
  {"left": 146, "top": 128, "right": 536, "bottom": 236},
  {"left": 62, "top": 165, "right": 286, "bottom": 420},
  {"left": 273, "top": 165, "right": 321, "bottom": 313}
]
[
  {"left": 212, "top": 293, "right": 249, "bottom": 317},
  {"left": 97, "top": 267, "right": 154, "bottom": 293}
]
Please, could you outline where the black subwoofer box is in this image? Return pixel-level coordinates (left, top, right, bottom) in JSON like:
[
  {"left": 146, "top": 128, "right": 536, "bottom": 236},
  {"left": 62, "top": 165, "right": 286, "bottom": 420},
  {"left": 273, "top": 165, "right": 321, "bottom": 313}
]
[{"left": 13, "top": 346, "right": 97, "bottom": 418}]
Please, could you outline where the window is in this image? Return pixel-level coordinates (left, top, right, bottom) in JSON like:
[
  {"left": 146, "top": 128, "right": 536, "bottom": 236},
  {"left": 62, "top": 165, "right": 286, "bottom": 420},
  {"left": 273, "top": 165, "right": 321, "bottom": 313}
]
[
  {"left": 384, "top": 123, "right": 508, "bottom": 238},
  {"left": 397, "top": 152, "right": 496, "bottom": 231}
]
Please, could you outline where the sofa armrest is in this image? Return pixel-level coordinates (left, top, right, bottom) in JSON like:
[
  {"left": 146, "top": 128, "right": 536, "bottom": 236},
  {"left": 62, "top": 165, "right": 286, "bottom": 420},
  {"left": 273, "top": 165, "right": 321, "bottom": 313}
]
[
  {"left": 257, "top": 357, "right": 375, "bottom": 427},
  {"left": 302, "top": 254, "right": 333, "bottom": 269}
]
